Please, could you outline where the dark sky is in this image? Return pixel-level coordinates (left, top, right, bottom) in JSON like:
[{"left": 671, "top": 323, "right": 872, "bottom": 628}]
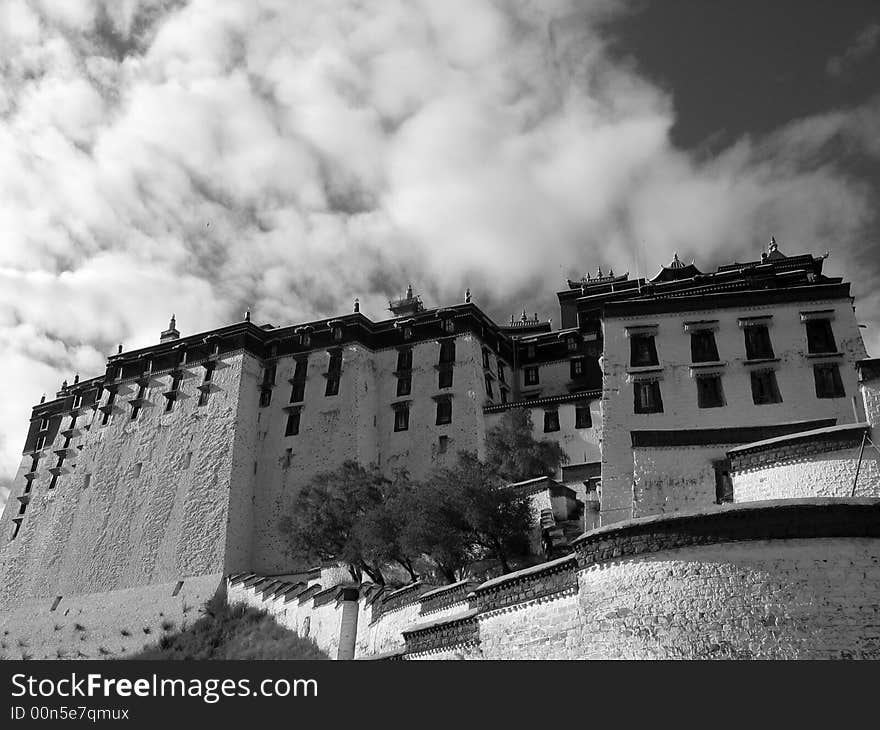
[{"left": 603, "top": 0, "right": 880, "bottom": 152}]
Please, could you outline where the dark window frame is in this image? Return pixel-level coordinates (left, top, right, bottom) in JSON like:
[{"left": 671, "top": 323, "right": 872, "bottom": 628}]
[
  {"left": 575, "top": 404, "right": 592, "bottom": 429},
  {"left": 744, "top": 324, "right": 774, "bottom": 360},
  {"left": 814, "top": 363, "right": 845, "bottom": 398},
  {"left": 690, "top": 330, "right": 720, "bottom": 363},
  {"left": 634, "top": 380, "right": 663, "bottom": 414},
  {"left": 524, "top": 366, "right": 539, "bottom": 386},
  {"left": 750, "top": 369, "right": 783, "bottom": 405},
  {"left": 696, "top": 374, "right": 725, "bottom": 409},
  {"left": 630, "top": 334, "right": 659, "bottom": 367},
  {"left": 543, "top": 410, "right": 560, "bottom": 433},
  {"left": 436, "top": 398, "right": 452, "bottom": 425}
]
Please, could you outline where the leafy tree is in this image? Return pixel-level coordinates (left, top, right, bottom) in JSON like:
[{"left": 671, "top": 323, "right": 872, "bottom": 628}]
[
  {"left": 279, "top": 462, "right": 421, "bottom": 586},
  {"left": 278, "top": 461, "right": 389, "bottom": 585},
  {"left": 484, "top": 409, "right": 568, "bottom": 482}
]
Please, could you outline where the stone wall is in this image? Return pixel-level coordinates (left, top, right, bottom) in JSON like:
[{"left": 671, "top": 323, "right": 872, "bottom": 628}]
[
  {"left": 730, "top": 424, "right": 880, "bottom": 502},
  {"left": 229, "top": 500, "right": 880, "bottom": 661},
  {"left": 404, "top": 500, "right": 880, "bottom": 660},
  {"left": 0, "top": 354, "right": 248, "bottom": 608},
  {"left": 632, "top": 444, "right": 732, "bottom": 517},
  {"left": 0, "top": 573, "right": 223, "bottom": 660}
]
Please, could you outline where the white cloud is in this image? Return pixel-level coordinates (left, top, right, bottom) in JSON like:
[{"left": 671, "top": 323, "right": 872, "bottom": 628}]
[{"left": 0, "top": 0, "right": 878, "bottom": 501}]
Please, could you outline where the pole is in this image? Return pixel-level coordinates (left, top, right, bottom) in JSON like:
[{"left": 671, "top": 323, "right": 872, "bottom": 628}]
[{"left": 851, "top": 432, "right": 867, "bottom": 497}]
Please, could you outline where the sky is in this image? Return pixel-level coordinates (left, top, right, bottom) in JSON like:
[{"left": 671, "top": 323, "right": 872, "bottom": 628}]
[{"left": 1, "top": 0, "right": 879, "bottom": 510}]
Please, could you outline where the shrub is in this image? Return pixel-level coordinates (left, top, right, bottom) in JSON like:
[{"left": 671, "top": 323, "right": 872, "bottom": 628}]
[{"left": 129, "top": 594, "right": 329, "bottom": 660}]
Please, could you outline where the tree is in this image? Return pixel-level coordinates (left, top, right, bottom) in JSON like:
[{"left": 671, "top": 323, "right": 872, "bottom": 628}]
[
  {"left": 279, "top": 462, "right": 422, "bottom": 586},
  {"left": 278, "top": 461, "right": 390, "bottom": 585},
  {"left": 484, "top": 409, "right": 568, "bottom": 482},
  {"left": 403, "top": 451, "right": 534, "bottom": 580}
]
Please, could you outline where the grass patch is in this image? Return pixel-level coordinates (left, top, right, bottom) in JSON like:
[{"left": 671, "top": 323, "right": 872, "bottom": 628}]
[{"left": 128, "top": 594, "right": 329, "bottom": 660}]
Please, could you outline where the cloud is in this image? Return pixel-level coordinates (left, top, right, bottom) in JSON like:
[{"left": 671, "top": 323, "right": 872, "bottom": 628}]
[
  {"left": 827, "top": 21, "right": 880, "bottom": 78},
  {"left": 0, "top": 0, "right": 879, "bottom": 490}
]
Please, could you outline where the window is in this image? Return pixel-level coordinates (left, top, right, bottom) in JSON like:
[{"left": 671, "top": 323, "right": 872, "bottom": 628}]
[
  {"left": 690, "top": 331, "right": 719, "bottom": 363},
  {"left": 49, "top": 473, "right": 59, "bottom": 490},
  {"left": 285, "top": 411, "right": 301, "bottom": 436},
  {"left": 83, "top": 473, "right": 92, "bottom": 489},
  {"left": 293, "top": 358, "right": 308, "bottom": 381},
  {"left": 133, "top": 462, "right": 143, "bottom": 478},
  {"left": 805, "top": 319, "right": 837, "bottom": 354},
  {"left": 11, "top": 521, "right": 22, "bottom": 540},
  {"left": 436, "top": 398, "right": 452, "bottom": 425},
  {"left": 438, "top": 367, "right": 453, "bottom": 389},
  {"left": 438, "top": 435, "right": 449, "bottom": 454},
  {"left": 259, "top": 389, "right": 272, "bottom": 407},
  {"left": 713, "top": 459, "right": 733, "bottom": 504},
  {"left": 751, "top": 370, "right": 782, "bottom": 405},
  {"left": 439, "top": 340, "right": 455, "bottom": 364},
  {"left": 814, "top": 364, "right": 845, "bottom": 398},
  {"left": 183, "top": 452, "right": 192, "bottom": 469},
  {"left": 630, "top": 334, "right": 659, "bottom": 367},
  {"left": 102, "top": 391, "right": 115, "bottom": 425},
  {"left": 442, "top": 318, "right": 455, "bottom": 334},
  {"left": 567, "top": 337, "right": 578, "bottom": 353},
  {"left": 394, "top": 406, "right": 410, "bottom": 432},
  {"left": 696, "top": 375, "right": 725, "bottom": 408},
  {"left": 575, "top": 404, "right": 592, "bottom": 429},
  {"left": 524, "top": 367, "right": 539, "bottom": 386},
  {"left": 396, "top": 376, "right": 412, "bottom": 397},
  {"left": 634, "top": 381, "right": 663, "bottom": 413},
  {"left": 39, "top": 417, "right": 50, "bottom": 432},
  {"left": 198, "top": 363, "right": 215, "bottom": 407},
  {"left": 543, "top": 410, "right": 560, "bottom": 433},
  {"left": 570, "top": 358, "right": 585, "bottom": 379},
  {"left": 333, "top": 325, "right": 343, "bottom": 342},
  {"left": 290, "top": 381, "right": 305, "bottom": 402},
  {"left": 526, "top": 345, "right": 536, "bottom": 359},
  {"left": 396, "top": 348, "right": 412, "bottom": 372},
  {"left": 131, "top": 384, "right": 146, "bottom": 420},
  {"left": 497, "top": 361, "right": 506, "bottom": 384},
  {"left": 744, "top": 325, "right": 774, "bottom": 360},
  {"left": 326, "top": 351, "right": 342, "bottom": 395},
  {"left": 165, "top": 372, "right": 183, "bottom": 412},
  {"left": 71, "top": 393, "right": 83, "bottom": 410},
  {"left": 484, "top": 375, "right": 494, "bottom": 399},
  {"left": 482, "top": 349, "right": 491, "bottom": 369},
  {"left": 35, "top": 435, "right": 47, "bottom": 451},
  {"left": 262, "top": 364, "right": 277, "bottom": 387}
]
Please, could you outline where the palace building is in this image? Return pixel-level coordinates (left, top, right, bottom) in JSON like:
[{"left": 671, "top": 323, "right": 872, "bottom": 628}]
[{"left": 0, "top": 238, "right": 876, "bottom": 611}]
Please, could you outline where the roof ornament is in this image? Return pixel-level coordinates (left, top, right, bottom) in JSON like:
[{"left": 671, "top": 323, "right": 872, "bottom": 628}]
[
  {"left": 61, "top": 379, "right": 68, "bottom": 390},
  {"left": 169, "top": 314, "right": 176, "bottom": 330},
  {"left": 40, "top": 393, "right": 46, "bottom": 404},
  {"left": 465, "top": 288, "right": 471, "bottom": 303},
  {"left": 73, "top": 373, "right": 79, "bottom": 385},
  {"left": 521, "top": 308, "right": 528, "bottom": 323},
  {"left": 117, "top": 344, "right": 123, "bottom": 354},
  {"left": 353, "top": 298, "right": 360, "bottom": 313},
  {"left": 597, "top": 266, "right": 603, "bottom": 278},
  {"left": 669, "top": 252, "right": 685, "bottom": 269},
  {"left": 769, "top": 235, "right": 778, "bottom": 253},
  {"left": 608, "top": 267, "right": 614, "bottom": 277},
  {"left": 406, "top": 283, "right": 413, "bottom": 299},
  {"left": 244, "top": 309, "right": 251, "bottom": 323}
]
